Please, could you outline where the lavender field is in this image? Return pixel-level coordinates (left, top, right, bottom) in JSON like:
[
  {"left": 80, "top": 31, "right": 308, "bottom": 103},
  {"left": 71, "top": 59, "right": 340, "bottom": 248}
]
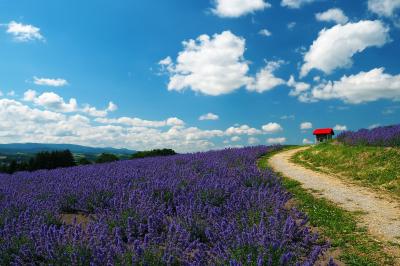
[
  {"left": 337, "top": 124, "right": 400, "bottom": 147},
  {"left": 0, "top": 146, "right": 327, "bottom": 265}
]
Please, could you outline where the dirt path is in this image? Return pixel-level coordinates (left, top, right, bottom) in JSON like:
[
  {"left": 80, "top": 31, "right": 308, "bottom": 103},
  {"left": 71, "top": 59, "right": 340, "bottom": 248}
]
[{"left": 269, "top": 147, "right": 400, "bottom": 244}]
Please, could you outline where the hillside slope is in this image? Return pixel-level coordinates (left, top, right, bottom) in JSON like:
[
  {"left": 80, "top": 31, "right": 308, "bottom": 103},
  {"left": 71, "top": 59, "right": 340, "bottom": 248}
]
[{"left": 292, "top": 143, "right": 400, "bottom": 197}]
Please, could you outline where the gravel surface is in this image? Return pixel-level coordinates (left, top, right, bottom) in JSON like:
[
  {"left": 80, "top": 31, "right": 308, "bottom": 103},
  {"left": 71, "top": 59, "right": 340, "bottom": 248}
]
[{"left": 269, "top": 147, "right": 400, "bottom": 244}]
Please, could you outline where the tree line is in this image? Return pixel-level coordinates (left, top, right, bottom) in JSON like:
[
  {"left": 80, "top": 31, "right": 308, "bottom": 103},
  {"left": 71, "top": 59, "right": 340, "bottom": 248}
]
[{"left": 0, "top": 148, "right": 177, "bottom": 174}]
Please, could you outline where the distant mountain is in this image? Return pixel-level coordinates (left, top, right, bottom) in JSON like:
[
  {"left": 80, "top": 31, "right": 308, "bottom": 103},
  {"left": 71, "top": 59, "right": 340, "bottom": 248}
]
[{"left": 0, "top": 143, "right": 135, "bottom": 155}]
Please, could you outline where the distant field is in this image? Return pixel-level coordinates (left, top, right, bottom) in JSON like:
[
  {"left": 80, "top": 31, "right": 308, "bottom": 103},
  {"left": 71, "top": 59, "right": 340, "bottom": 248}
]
[{"left": 292, "top": 142, "right": 400, "bottom": 197}]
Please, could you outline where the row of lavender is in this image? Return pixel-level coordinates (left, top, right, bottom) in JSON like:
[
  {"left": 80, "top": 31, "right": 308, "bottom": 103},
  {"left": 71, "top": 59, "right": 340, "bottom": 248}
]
[
  {"left": 0, "top": 146, "right": 327, "bottom": 265},
  {"left": 337, "top": 124, "right": 400, "bottom": 147}
]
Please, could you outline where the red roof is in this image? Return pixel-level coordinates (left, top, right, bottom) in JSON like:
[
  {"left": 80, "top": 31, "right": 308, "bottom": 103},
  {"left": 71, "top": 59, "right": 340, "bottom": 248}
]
[{"left": 313, "top": 128, "right": 334, "bottom": 135}]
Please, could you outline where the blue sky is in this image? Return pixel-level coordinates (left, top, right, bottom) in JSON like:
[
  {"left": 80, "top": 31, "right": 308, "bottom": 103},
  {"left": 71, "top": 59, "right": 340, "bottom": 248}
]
[{"left": 0, "top": 0, "right": 399, "bottom": 151}]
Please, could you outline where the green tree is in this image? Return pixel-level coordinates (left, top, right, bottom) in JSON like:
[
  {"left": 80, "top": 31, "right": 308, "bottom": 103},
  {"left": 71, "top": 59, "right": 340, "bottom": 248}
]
[
  {"left": 131, "top": 149, "right": 177, "bottom": 159},
  {"left": 95, "top": 153, "right": 119, "bottom": 164}
]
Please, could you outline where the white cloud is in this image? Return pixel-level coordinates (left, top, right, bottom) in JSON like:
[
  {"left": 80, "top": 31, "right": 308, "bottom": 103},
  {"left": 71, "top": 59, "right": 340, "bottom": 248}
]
[
  {"left": 160, "top": 31, "right": 284, "bottom": 96},
  {"left": 280, "top": 114, "right": 295, "bottom": 120},
  {"left": 300, "top": 122, "right": 313, "bottom": 130},
  {"left": 82, "top": 105, "right": 108, "bottom": 117},
  {"left": 247, "top": 61, "right": 285, "bottom": 93},
  {"left": 0, "top": 97, "right": 218, "bottom": 152},
  {"left": 212, "top": 0, "right": 271, "bottom": 17},
  {"left": 303, "top": 138, "right": 313, "bottom": 144},
  {"left": 300, "top": 20, "right": 389, "bottom": 77},
  {"left": 32, "top": 91, "right": 78, "bottom": 113},
  {"left": 259, "top": 28, "right": 272, "bottom": 37},
  {"left": 106, "top": 101, "right": 118, "bottom": 112},
  {"left": 333, "top": 124, "right": 347, "bottom": 131},
  {"left": 368, "top": 0, "right": 400, "bottom": 17},
  {"left": 248, "top": 137, "right": 259, "bottom": 144},
  {"left": 225, "top": 125, "right": 261, "bottom": 136},
  {"left": 0, "top": 93, "right": 281, "bottom": 152},
  {"left": 33, "top": 77, "right": 68, "bottom": 87},
  {"left": 287, "top": 22, "right": 296, "bottom": 29},
  {"left": 267, "top": 137, "right": 286, "bottom": 144},
  {"left": 262, "top": 122, "right": 283, "bottom": 133},
  {"left": 23, "top": 90, "right": 118, "bottom": 116},
  {"left": 23, "top": 89, "right": 37, "bottom": 101},
  {"left": 6, "top": 21, "right": 44, "bottom": 42},
  {"left": 287, "top": 75, "right": 310, "bottom": 96},
  {"left": 281, "top": 0, "right": 316, "bottom": 9},
  {"left": 96, "top": 116, "right": 185, "bottom": 128},
  {"left": 7, "top": 90, "right": 15, "bottom": 97},
  {"left": 160, "top": 31, "right": 251, "bottom": 96},
  {"left": 368, "top": 123, "right": 381, "bottom": 129},
  {"left": 199, "top": 112, "right": 219, "bottom": 121},
  {"left": 309, "top": 68, "right": 400, "bottom": 104},
  {"left": 315, "top": 8, "right": 349, "bottom": 25},
  {"left": 231, "top": 136, "right": 241, "bottom": 142}
]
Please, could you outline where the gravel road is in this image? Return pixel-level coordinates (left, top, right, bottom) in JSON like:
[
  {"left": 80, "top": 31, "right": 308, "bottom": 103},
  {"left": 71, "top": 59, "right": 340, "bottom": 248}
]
[{"left": 269, "top": 147, "right": 400, "bottom": 245}]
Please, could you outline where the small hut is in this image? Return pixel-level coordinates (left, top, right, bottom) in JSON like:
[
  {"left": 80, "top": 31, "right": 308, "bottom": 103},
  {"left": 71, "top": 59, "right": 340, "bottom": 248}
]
[{"left": 313, "top": 128, "right": 334, "bottom": 143}]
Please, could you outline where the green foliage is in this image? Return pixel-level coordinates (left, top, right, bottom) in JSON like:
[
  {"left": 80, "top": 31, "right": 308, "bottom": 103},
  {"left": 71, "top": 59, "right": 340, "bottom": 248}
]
[
  {"left": 292, "top": 143, "right": 400, "bottom": 197},
  {"left": 0, "top": 149, "right": 76, "bottom": 174},
  {"left": 77, "top": 157, "right": 92, "bottom": 165},
  {"left": 131, "top": 149, "right": 176, "bottom": 159},
  {"left": 152, "top": 188, "right": 174, "bottom": 204},
  {"left": 95, "top": 153, "right": 120, "bottom": 164},
  {"left": 60, "top": 194, "right": 79, "bottom": 213}
]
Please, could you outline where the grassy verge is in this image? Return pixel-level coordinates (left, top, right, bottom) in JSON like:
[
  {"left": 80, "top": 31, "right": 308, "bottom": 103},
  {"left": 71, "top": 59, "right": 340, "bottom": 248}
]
[
  {"left": 259, "top": 148, "right": 395, "bottom": 265},
  {"left": 291, "top": 142, "right": 400, "bottom": 198}
]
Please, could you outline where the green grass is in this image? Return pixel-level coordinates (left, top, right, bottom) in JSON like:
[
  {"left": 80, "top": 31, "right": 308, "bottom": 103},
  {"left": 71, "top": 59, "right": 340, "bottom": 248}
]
[
  {"left": 292, "top": 142, "right": 400, "bottom": 197},
  {"left": 258, "top": 149, "right": 396, "bottom": 265}
]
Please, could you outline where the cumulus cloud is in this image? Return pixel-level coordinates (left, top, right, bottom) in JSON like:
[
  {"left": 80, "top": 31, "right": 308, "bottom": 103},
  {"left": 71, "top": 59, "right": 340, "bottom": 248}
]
[
  {"left": 300, "top": 122, "right": 313, "bottom": 130},
  {"left": 315, "top": 8, "right": 349, "bottom": 24},
  {"left": 368, "top": 123, "right": 381, "bottom": 129},
  {"left": 231, "top": 136, "right": 241, "bottom": 142},
  {"left": 334, "top": 124, "right": 347, "bottom": 131},
  {"left": 23, "top": 90, "right": 118, "bottom": 116},
  {"left": 106, "top": 101, "right": 118, "bottom": 112},
  {"left": 259, "top": 28, "right": 272, "bottom": 37},
  {"left": 33, "top": 77, "right": 68, "bottom": 87},
  {"left": 368, "top": 0, "right": 400, "bottom": 17},
  {"left": 287, "top": 22, "right": 296, "bottom": 29},
  {"left": 212, "top": 0, "right": 271, "bottom": 17},
  {"left": 287, "top": 75, "right": 310, "bottom": 96},
  {"left": 95, "top": 116, "right": 185, "bottom": 128},
  {"left": 31, "top": 91, "right": 78, "bottom": 113},
  {"left": 0, "top": 93, "right": 277, "bottom": 152},
  {"left": 225, "top": 125, "right": 261, "bottom": 136},
  {"left": 23, "top": 89, "right": 37, "bottom": 102},
  {"left": 247, "top": 61, "right": 285, "bottom": 93},
  {"left": 160, "top": 31, "right": 284, "bottom": 96},
  {"left": 300, "top": 20, "right": 389, "bottom": 77},
  {"left": 262, "top": 122, "right": 283, "bottom": 133},
  {"left": 199, "top": 113, "right": 219, "bottom": 121},
  {"left": 267, "top": 137, "right": 286, "bottom": 144},
  {"left": 0, "top": 97, "right": 220, "bottom": 152},
  {"left": 309, "top": 68, "right": 400, "bottom": 103},
  {"left": 6, "top": 21, "right": 44, "bottom": 42},
  {"left": 160, "top": 31, "right": 251, "bottom": 96},
  {"left": 281, "top": 0, "right": 316, "bottom": 9}
]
